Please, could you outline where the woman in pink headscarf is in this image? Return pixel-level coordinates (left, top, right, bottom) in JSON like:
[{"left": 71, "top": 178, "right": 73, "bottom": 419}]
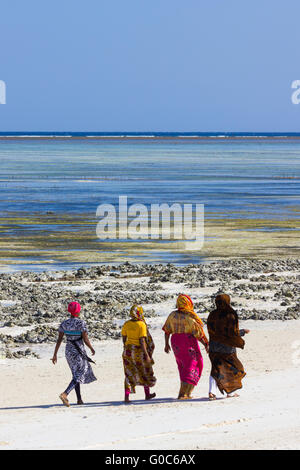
[{"left": 52, "top": 301, "right": 96, "bottom": 407}]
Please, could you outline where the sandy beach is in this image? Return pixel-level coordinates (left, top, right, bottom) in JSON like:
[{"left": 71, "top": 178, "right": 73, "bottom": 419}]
[
  {"left": 1, "top": 0, "right": 300, "bottom": 453},
  {"left": 1, "top": 320, "right": 300, "bottom": 450},
  {"left": 0, "top": 260, "right": 300, "bottom": 450}
]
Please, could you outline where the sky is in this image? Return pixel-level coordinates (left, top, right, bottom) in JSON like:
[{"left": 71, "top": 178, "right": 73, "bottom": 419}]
[{"left": 0, "top": 0, "right": 300, "bottom": 132}]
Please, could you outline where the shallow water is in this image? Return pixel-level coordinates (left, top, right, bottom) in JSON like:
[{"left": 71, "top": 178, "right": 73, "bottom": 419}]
[
  {"left": 0, "top": 138, "right": 299, "bottom": 270},
  {"left": 0, "top": 139, "right": 299, "bottom": 215}
]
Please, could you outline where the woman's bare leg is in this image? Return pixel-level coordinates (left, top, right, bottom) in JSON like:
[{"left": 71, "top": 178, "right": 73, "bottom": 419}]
[{"left": 178, "top": 382, "right": 190, "bottom": 399}]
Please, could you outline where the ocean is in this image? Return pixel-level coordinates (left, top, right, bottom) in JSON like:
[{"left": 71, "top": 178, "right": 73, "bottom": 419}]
[{"left": 0, "top": 134, "right": 299, "bottom": 270}]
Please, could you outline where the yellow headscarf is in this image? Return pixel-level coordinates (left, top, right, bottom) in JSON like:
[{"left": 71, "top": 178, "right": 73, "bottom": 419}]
[
  {"left": 176, "top": 293, "right": 204, "bottom": 328},
  {"left": 130, "top": 304, "right": 144, "bottom": 321},
  {"left": 129, "top": 304, "right": 155, "bottom": 353}
]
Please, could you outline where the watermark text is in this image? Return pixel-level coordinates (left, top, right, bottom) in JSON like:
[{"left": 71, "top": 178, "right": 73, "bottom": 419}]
[
  {"left": 291, "top": 80, "right": 300, "bottom": 104},
  {"left": 96, "top": 196, "right": 204, "bottom": 251}
]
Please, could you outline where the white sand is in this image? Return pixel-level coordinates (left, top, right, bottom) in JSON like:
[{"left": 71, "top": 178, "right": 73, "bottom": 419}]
[{"left": 1, "top": 319, "right": 300, "bottom": 450}]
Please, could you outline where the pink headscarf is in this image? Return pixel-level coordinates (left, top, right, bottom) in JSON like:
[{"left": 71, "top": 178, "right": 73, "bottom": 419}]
[{"left": 68, "top": 301, "right": 81, "bottom": 317}]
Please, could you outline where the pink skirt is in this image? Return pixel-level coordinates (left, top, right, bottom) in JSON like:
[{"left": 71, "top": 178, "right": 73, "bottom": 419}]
[{"left": 171, "top": 333, "right": 203, "bottom": 386}]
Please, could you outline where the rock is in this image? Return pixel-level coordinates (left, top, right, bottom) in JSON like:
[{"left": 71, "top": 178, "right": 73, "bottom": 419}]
[{"left": 0, "top": 258, "right": 299, "bottom": 358}]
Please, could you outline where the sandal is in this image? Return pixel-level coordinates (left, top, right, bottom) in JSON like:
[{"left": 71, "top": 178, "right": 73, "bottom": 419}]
[
  {"left": 59, "top": 393, "right": 70, "bottom": 407},
  {"left": 145, "top": 393, "right": 156, "bottom": 400},
  {"left": 209, "top": 393, "right": 217, "bottom": 401}
]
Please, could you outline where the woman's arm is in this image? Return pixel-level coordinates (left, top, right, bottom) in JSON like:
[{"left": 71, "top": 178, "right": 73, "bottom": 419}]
[
  {"left": 51, "top": 331, "right": 64, "bottom": 364},
  {"left": 195, "top": 325, "right": 209, "bottom": 353},
  {"left": 200, "top": 337, "right": 209, "bottom": 354},
  {"left": 240, "top": 329, "right": 250, "bottom": 336},
  {"left": 122, "top": 335, "right": 127, "bottom": 345},
  {"left": 164, "top": 332, "right": 171, "bottom": 353},
  {"left": 226, "top": 313, "right": 246, "bottom": 348},
  {"left": 82, "top": 331, "right": 95, "bottom": 355},
  {"left": 139, "top": 337, "right": 151, "bottom": 362}
]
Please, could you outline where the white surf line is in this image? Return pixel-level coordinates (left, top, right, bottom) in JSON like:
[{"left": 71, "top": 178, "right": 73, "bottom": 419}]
[{"left": 80, "top": 418, "right": 250, "bottom": 449}]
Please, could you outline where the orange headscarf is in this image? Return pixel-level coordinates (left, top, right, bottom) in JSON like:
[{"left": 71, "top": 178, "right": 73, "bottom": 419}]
[{"left": 176, "top": 294, "right": 204, "bottom": 328}]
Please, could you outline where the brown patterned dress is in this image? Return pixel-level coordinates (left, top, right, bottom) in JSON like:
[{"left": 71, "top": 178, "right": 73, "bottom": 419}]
[
  {"left": 122, "top": 321, "right": 156, "bottom": 393},
  {"left": 207, "top": 295, "right": 246, "bottom": 395}
]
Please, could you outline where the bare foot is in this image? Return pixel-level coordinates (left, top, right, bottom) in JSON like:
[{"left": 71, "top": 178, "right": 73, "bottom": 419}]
[
  {"left": 59, "top": 393, "right": 70, "bottom": 407},
  {"left": 227, "top": 393, "right": 239, "bottom": 398},
  {"left": 209, "top": 393, "right": 217, "bottom": 401},
  {"left": 145, "top": 393, "right": 156, "bottom": 400}
]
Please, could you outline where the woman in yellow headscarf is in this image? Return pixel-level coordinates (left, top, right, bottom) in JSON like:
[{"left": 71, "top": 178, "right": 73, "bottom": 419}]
[
  {"left": 121, "top": 304, "right": 156, "bottom": 403},
  {"left": 163, "top": 294, "right": 209, "bottom": 399}
]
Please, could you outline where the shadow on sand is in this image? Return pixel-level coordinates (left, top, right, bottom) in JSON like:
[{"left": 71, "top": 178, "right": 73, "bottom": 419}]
[{"left": 0, "top": 396, "right": 214, "bottom": 411}]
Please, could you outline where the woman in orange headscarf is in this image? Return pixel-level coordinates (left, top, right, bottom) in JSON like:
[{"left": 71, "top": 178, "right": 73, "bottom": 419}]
[
  {"left": 121, "top": 304, "right": 156, "bottom": 403},
  {"left": 162, "top": 294, "right": 209, "bottom": 399},
  {"left": 207, "top": 294, "right": 250, "bottom": 400}
]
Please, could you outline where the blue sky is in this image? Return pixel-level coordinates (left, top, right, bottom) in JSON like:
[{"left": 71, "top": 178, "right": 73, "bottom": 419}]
[{"left": 0, "top": 0, "right": 300, "bottom": 132}]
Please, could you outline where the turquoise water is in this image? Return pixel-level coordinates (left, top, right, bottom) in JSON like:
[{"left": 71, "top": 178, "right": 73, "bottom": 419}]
[
  {"left": 0, "top": 137, "right": 299, "bottom": 270},
  {"left": 0, "top": 138, "right": 299, "bottom": 218}
]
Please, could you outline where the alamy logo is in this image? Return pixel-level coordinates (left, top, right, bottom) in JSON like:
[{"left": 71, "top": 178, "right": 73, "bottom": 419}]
[
  {"left": 96, "top": 196, "right": 204, "bottom": 251},
  {"left": 0, "top": 80, "right": 6, "bottom": 104},
  {"left": 291, "top": 80, "right": 300, "bottom": 104}
]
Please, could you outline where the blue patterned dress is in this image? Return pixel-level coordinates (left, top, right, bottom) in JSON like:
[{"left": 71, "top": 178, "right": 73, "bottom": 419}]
[{"left": 59, "top": 317, "right": 97, "bottom": 384}]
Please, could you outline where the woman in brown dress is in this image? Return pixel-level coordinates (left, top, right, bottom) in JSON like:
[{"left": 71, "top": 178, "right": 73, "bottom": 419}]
[{"left": 207, "top": 294, "right": 250, "bottom": 400}]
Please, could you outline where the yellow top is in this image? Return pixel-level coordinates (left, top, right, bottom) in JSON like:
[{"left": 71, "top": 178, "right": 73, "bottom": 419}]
[{"left": 121, "top": 319, "right": 147, "bottom": 346}]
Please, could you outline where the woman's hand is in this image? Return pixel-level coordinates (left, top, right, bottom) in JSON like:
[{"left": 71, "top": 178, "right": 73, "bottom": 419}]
[
  {"left": 90, "top": 347, "right": 95, "bottom": 356},
  {"left": 145, "top": 354, "right": 152, "bottom": 364},
  {"left": 164, "top": 332, "right": 171, "bottom": 354},
  {"left": 52, "top": 332, "right": 64, "bottom": 364}
]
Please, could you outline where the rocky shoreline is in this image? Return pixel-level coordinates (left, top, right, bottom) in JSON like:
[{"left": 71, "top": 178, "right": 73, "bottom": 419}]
[{"left": 0, "top": 258, "right": 299, "bottom": 359}]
